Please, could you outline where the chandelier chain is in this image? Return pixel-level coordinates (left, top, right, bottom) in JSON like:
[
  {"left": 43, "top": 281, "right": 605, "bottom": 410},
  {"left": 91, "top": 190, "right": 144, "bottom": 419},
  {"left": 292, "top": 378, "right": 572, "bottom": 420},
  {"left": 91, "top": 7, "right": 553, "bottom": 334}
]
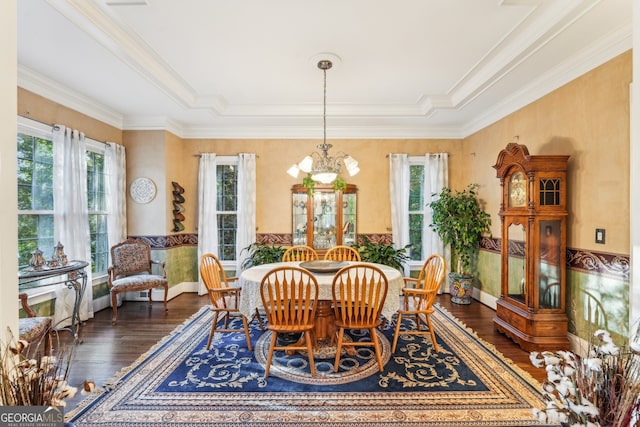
[{"left": 323, "top": 64, "right": 327, "bottom": 145}]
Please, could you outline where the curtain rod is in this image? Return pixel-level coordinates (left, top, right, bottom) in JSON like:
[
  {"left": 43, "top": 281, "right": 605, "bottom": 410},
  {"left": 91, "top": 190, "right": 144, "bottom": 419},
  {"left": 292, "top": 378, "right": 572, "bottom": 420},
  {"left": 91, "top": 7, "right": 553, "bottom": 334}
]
[
  {"left": 385, "top": 153, "right": 449, "bottom": 158},
  {"left": 193, "top": 153, "right": 259, "bottom": 158},
  {"left": 19, "top": 113, "right": 111, "bottom": 147}
]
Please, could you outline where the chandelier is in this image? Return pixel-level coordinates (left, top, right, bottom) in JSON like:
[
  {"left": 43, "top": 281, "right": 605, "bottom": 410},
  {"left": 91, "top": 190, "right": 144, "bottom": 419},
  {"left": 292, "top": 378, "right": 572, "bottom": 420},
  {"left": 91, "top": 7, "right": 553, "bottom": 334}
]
[{"left": 287, "top": 59, "right": 359, "bottom": 185}]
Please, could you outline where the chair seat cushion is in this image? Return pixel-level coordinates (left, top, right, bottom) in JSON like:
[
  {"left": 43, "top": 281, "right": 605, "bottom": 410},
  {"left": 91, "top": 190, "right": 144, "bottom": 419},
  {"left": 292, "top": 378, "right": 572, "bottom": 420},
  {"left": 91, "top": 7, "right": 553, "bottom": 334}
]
[
  {"left": 110, "top": 274, "right": 168, "bottom": 293},
  {"left": 19, "top": 316, "right": 52, "bottom": 342}
]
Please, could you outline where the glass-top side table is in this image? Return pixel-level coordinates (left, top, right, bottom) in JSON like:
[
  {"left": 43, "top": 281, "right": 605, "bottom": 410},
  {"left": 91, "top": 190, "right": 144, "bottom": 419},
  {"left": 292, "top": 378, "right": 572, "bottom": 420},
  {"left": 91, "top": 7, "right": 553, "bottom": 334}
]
[{"left": 19, "top": 260, "right": 89, "bottom": 342}]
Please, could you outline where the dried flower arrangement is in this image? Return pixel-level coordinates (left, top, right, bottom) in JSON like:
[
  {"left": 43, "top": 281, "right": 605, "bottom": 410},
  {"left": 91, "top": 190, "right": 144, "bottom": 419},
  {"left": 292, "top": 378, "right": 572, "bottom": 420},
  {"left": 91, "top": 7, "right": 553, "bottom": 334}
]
[
  {"left": 530, "top": 329, "right": 640, "bottom": 427},
  {"left": 0, "top": 328, "right": 77, "bottom": 407}
]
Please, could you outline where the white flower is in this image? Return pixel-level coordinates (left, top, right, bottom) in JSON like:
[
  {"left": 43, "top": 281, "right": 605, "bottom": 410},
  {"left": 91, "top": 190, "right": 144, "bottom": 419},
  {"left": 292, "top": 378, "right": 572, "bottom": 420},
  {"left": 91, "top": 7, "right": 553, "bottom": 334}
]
[
  {"left": 584, "top": 357, "right": 602, "bottom": 372},
  {"left": 530, "top": 351, "right": 545, "bottom": 368},
  {"left": 568, "top": 400, "right": 599, "bottom": 418},
  {"left": 594, "top": 330, "right": 619, "bottom": 356}
]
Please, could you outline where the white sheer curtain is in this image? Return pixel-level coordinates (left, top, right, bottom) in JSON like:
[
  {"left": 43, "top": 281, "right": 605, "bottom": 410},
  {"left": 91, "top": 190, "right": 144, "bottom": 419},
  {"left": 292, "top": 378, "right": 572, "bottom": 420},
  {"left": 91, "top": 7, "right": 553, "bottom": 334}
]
[
  {"left": 105, "top": 143, "right": 127, "bottom": 252},
  {"left": 389, "top": 154, "right": 410, "bottom": 276},
  {"left": 197, "top": 154, "right": 218, "bottom": 295},
  {"left": 105, "top": 143, "right": 127, "bottom": 306},
  {"left": 235, "top": 153, "right": 256, "bottom": 273},
  {"left": 424, "top": 153, "right": 450, "bottom": 289},
  {"left": 52, "top": 125, "right": 93, "bottom": 326}
]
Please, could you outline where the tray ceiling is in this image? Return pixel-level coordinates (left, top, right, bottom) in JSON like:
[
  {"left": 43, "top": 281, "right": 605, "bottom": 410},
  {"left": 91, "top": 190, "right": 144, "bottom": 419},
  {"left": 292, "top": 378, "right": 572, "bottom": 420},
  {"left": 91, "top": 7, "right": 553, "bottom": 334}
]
[{"left": 17, "top": 0, "right": 631, "bottom": 138}]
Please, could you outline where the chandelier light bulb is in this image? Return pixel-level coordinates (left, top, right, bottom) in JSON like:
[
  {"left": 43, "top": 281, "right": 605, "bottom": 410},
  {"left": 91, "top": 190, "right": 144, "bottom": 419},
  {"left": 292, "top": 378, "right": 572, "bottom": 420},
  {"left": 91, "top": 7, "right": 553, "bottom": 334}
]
[
  {"left": 287, "top": 164, "right": 300, "bottom": 178},
  {"left": 298, "top": 156, "right": 313, "bottom": 173}
]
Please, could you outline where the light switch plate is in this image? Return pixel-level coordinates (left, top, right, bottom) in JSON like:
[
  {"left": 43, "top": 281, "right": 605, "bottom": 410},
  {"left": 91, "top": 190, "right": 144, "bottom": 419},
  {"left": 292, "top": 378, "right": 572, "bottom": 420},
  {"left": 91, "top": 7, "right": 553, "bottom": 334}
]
[{"left": 595, "top": 228, "right": 605, "bottom": 244}]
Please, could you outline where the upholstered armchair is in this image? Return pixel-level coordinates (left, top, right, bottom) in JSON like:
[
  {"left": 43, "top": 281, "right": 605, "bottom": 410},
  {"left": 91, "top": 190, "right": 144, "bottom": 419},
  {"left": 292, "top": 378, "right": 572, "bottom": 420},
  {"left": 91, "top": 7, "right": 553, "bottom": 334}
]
[
  {"left": 19, "top": 293, "right": 52, "bottom": 357},
  {"left": 107, "top": 239, "right": 169, "bottom": 325}
]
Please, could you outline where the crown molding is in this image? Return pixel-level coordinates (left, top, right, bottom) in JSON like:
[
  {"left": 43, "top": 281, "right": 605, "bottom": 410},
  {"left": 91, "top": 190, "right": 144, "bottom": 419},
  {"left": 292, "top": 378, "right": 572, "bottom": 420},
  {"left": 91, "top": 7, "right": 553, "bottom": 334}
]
[
  {"left": 18, "top": 65, "right": 124, "bottom": 129},
  {"left": 463, "top": 23, "right": 632, "bottom": 137},
  {"left": 179, "top": 124, "right": 463, "bottom": 140}
]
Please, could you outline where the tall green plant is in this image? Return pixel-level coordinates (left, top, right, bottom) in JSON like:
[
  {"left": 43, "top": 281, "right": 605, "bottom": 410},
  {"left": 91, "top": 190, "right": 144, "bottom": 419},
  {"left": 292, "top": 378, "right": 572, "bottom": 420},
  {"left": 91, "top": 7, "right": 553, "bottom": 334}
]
[
  {"left": 429, "top": 183, "right": 491, "bottom": 276},
  {"left": 240, "top": 242, "right": 286, "bottom": 270},
  {"left": 355, "top": 236, "right": 410, "bottom": 272}
]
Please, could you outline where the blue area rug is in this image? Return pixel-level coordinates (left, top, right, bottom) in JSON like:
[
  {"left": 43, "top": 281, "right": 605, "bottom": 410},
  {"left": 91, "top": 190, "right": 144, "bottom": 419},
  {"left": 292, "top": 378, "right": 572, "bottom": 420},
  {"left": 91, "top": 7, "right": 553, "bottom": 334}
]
[{"left": 68, "top": 304, "right": 554, "bottom": 426}]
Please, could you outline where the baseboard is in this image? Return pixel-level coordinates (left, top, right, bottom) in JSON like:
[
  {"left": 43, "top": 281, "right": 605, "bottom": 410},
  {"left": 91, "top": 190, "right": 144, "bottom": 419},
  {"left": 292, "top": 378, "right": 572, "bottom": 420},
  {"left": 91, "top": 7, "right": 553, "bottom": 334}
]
[
  {"left": 92, "top": 282, "right": 199, "bottom": 313},
  {"left": 123, "top": 281, "right": 198, "bottom": 301},
  {"left": 473, "top": 287, "right": 584, "bottom": 353},
  {"left": 474, "top": 288, "right": 498, "bottom": 310}
]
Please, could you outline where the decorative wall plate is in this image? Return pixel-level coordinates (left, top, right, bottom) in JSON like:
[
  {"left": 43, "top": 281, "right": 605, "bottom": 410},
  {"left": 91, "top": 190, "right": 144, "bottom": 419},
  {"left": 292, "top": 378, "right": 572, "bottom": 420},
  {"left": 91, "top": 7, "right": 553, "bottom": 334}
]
[{"left": 130, "top": 177, "right": 157, "bottom": 204}]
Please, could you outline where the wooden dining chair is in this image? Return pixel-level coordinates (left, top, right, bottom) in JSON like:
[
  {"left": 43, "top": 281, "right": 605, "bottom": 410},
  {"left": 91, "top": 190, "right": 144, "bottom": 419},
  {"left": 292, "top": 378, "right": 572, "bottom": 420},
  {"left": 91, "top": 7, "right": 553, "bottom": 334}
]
[
  {"left": 260, "top": 266, "right": 319, "bottom": 377},
  {"left": 332, "top": 264, "right": 388, "bottom": 372},
  {"left": 282, "top": 245, "right": 319, "bottom": 262},
  {"left": 392, "top": 254, "right": 446, "bottom": 353},
  {"left": 200, "top": 253, "right": 253, "bottom": 351},
  {"left": 324, "top": 245, "right": 361, "bottom": 261}
]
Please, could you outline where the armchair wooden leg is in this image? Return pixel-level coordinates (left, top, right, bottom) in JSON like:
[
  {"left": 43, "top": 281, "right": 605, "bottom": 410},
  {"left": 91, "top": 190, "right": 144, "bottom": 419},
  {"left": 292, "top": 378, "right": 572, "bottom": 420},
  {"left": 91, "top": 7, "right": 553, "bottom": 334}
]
[
  {"left": 111, "top": 292, "right": 119, "bottom": 325},
  {"left": 163, "top": 284, "right": 169, "bottom": 312}
]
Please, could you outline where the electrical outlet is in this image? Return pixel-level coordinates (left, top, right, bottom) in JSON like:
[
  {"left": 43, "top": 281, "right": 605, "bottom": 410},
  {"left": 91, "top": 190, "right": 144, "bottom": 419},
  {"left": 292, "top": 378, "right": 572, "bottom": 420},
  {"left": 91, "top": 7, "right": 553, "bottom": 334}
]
[{"left": 595, "top": 228, "right": 605, "bottom": 244}]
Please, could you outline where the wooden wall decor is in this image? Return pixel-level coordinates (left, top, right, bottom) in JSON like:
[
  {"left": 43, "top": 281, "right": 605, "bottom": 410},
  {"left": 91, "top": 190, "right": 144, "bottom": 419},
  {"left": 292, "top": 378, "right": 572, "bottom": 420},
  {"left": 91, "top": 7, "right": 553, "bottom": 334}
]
[{"left": 172, "top": 181, "right": 185, "bottom": 232}]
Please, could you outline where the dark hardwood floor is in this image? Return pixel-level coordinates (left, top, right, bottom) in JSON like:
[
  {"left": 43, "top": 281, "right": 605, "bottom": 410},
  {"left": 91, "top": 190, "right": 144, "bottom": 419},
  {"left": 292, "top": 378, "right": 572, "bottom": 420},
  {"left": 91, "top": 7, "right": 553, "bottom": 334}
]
[{"left": 59, "top": 293, "right": 547, "bottom": 411}]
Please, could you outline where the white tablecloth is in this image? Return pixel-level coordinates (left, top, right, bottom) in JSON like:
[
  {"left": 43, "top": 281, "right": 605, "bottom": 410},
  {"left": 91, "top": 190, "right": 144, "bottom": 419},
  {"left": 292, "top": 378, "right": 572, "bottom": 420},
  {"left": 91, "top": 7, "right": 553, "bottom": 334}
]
[{"left": 238, "top": 261, "right": 403, "bottom": 321}]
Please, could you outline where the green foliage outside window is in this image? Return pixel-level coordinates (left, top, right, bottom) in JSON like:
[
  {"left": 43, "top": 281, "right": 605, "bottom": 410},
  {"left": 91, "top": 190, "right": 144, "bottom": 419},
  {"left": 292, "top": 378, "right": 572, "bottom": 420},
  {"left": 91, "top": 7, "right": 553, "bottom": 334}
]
[
  {"left": 17, "top": 133, "right": 54, "bottom": 268},
  {"left": 408, "top": 164, "right": 424, "bottom": 261},
  {"left": 216, "top": 164, "right": 238, "bottom": 261},
  {"left": 17, "top": 131, "right": 109, "bottom": 274}
]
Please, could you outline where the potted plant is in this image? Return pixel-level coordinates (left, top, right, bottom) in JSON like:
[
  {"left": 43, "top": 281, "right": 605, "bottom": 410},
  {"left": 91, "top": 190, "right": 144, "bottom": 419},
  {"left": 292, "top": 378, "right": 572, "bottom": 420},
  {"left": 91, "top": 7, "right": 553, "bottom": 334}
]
[
  {"left": 240, "top": 242, "right": 287, "bottom": 270},
  {"left": 355, "top": 236, "right": 411, "bottom": 272},
  {"left": 429, "top": 183, "right": 491, "bottom": 304}
]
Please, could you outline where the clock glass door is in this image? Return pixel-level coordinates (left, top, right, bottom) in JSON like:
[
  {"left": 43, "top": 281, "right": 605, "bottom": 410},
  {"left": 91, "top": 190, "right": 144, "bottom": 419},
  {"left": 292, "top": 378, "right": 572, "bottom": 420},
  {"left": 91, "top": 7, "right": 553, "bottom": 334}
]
[
  {"left": 507, "top": 222, "right": 526, "bottom": 304},
  {"left": 539, "top": 220, "right": 561, "bottom": 309}
]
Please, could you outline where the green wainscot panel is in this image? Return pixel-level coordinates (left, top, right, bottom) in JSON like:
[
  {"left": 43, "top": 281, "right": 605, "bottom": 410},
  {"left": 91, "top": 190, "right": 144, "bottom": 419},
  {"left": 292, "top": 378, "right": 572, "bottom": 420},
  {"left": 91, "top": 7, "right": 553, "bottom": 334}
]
[
  {"left": 566, "top": 269, "right": 629, "bottom": 344},
  {"left": 476, "top": 250, "right": 501, "bottom": 298},
  {"left": 165, "top": 246, "right": 198, "bottom": 285}
]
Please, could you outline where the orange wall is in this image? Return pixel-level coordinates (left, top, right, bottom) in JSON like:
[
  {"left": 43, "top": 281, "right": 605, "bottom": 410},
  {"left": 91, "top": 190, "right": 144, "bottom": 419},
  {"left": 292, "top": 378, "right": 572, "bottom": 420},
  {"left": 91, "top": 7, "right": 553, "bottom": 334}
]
[
  {"left": 464, "top": 50, "right": 631, "bottom": 254},
  {"left": 17, "top": 88, "right": 122, "bottom": 144},
  {"left": 16, "top": 50, "right": 631, "bottom": 255},
  {"left": 180, "top": 138, "right": 464, "bottom": 236}
]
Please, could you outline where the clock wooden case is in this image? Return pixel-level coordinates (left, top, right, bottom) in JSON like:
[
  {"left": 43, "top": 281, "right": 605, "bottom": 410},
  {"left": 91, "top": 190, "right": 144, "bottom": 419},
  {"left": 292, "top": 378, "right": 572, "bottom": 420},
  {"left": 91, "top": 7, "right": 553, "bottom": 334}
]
[{"left": 493, "top": 143, "right": 570, "bottom": 352}]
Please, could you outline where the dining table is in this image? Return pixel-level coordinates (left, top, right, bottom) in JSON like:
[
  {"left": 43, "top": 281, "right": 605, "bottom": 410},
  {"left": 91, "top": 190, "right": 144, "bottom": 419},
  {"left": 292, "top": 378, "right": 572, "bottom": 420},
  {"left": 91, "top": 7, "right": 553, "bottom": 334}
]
[{"left": 238, "top": 261, "right": 404, "bottom": 342}]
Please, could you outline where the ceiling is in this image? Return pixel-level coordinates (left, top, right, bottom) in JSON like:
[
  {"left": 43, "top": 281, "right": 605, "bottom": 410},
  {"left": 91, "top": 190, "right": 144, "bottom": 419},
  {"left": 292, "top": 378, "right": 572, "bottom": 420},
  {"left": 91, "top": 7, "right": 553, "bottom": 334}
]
[{"left": 17, "top": 0, "right": 632, "bottom": 139}]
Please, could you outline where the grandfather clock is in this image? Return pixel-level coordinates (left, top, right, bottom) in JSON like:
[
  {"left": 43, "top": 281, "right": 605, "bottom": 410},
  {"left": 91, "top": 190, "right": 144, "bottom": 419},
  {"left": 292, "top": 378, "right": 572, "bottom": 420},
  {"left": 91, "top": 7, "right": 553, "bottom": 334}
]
[{"left": 493, "top": 143, "right": 570, "bottom": 352}]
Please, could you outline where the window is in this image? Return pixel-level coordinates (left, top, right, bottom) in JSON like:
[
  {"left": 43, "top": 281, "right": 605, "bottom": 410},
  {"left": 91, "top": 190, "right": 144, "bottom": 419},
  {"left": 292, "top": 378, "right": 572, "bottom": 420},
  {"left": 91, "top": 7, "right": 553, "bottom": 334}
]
[
  {"left": 86, "top": 146, "right": 108, "bottom": 274},
  {"left": 17, "top": 121, "right": 109, "bottom": 275},
  {"left": 408, "top": 161, "right": 425, "bottom": 261},
  {"left": 216, "top": 158, "right": 238, "bottom": 261},
  {"left": 17, "top": 132, "right": 54, "bottom": 268}
]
